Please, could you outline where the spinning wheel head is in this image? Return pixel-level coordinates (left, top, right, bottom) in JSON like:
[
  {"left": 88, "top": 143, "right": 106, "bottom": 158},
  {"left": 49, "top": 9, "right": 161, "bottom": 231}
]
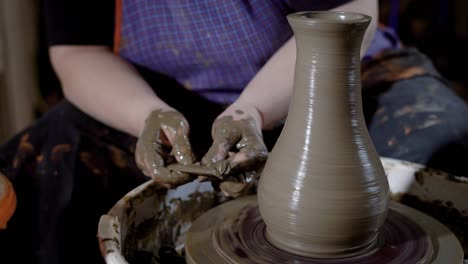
[{"left": 185, "top": 196, "right": 463, "bottom": 264}]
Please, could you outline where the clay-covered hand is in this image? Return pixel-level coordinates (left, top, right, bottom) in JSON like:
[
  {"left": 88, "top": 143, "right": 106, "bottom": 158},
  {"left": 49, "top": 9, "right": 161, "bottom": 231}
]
[
  {"left": 202, "top": 100, "right": 268, "bottom": 197},
  {"left": 135, "top": 109, "right": 195, "bottom": 187}
]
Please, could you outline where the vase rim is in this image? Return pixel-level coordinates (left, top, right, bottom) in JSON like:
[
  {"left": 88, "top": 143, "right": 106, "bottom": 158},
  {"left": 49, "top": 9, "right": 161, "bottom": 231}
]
[{"left": 287, "top": 11, "right": 371, "bottom": 26}]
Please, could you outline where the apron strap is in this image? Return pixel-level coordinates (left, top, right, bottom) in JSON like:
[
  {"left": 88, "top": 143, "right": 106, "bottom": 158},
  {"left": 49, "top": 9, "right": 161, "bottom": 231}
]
[{"left": 113, "top": 0, "right": 123, "bottom": 54}]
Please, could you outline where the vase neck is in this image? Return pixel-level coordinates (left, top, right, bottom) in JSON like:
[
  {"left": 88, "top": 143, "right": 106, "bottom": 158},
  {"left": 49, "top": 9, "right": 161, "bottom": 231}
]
[
  {"left": 288, "top": 11, "right": 370, "bottom": 64},
  {"left": 294, "top": 31, "right": 364, "bottom": 61},
  {"left": 287, "top": 12, "right": 370, "bottom": 107}
]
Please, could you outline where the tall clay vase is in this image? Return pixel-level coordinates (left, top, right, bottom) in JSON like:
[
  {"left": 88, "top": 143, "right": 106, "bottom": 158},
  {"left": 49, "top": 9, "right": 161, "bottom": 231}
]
[{"left": 257, "top": 11, "right": 389, "bottom": 258}]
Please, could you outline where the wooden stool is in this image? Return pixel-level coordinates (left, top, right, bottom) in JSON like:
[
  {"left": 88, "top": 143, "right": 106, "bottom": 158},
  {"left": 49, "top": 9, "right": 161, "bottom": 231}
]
[{"left": 0, "top": 173, "right": 16, "bottom": 229}]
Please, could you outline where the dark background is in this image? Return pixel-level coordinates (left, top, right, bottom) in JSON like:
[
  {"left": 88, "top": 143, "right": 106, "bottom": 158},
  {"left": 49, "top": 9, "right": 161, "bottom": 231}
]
[
  {"left": 379, "top": 0, "right": 468, "bottom": 100},
  {"left": 35, "top": 0, "right": 468, "bottom": 117}
]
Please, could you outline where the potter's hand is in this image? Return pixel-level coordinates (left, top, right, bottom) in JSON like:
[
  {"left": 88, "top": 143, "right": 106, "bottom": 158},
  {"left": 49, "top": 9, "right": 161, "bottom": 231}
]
[
  {"left": 202, "top": 100, "right": 268, "bottom": 197},
  {"left": 135, "top": 109, "right": 195, "bottom": 187}
]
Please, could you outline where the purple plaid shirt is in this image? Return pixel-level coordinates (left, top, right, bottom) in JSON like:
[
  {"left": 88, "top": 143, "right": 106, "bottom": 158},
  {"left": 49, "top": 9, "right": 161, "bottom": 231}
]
[{"left": 117, "top": 0, "right": 398, "bottom": 104}]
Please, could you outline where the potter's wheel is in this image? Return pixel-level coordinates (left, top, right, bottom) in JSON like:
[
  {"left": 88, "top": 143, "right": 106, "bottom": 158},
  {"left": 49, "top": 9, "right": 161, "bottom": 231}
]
[{"left": 185, "top": 195, "right": 463, "bottom": 264}]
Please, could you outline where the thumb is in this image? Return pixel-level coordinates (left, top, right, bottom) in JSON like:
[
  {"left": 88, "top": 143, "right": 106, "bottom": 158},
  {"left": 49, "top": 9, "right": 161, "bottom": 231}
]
[
  {"left": 202, "top": 135, "right": 236, "bottom": 165},
  {"left": 202, "top": 117, "right": 242, "bottom": 164}
]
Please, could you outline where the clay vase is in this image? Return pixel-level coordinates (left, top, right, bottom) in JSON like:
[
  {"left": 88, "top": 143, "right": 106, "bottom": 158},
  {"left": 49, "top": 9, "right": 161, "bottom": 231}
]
[{"left": 257, "top": 11, "right": 389, "bottom": 258}]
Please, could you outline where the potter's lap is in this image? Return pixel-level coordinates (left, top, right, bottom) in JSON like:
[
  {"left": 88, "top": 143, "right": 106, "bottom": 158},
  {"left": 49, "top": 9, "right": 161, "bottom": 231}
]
[
  {"left": 366, "top": 76, "right": 468, "bottom": 176},
  {"left": 0, "top": 99, "right": 145, "bottom": 264}
]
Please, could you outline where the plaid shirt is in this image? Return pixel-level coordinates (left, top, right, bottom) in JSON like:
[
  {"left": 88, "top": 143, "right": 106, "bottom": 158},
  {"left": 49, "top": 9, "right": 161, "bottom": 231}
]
[{"left": 117, "top": 0, "right": 393, "bottom": 104}]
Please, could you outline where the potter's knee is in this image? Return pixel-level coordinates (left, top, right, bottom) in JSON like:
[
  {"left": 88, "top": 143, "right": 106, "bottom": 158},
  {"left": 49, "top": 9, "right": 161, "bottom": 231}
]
[
  {"left": 41, "top": 99, "right": 85, "bottom": 119},
  {"left": 36, "top": 99, "right": 92, "bottom": 128}
]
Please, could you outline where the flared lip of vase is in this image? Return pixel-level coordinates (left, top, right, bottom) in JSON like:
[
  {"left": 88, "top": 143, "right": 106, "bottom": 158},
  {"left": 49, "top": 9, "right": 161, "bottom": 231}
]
[{"left": 287, "top": 11, "right": 371, "bottom": 27}]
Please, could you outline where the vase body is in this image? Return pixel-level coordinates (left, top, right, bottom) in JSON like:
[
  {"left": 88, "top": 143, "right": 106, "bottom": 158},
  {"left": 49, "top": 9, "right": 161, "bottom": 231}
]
[{"left": 257, "top": 12, "right": 389, "bottom": 258}]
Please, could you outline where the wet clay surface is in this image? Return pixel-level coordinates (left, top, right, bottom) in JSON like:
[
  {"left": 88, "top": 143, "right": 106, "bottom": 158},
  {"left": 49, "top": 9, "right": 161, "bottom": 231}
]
[
  {"left": 135, "top": 110, "right": 195, "bottom": 186},
  {"left": 257, "top": 12, "right": 389, "bottom": 257},
  {"left": 202, "top": 115, "right": 267, "bottom": 174},
  {"left": 202, "top": 115, "right": 268, "bottom": 197},
  {"left": 185, "top": 196, "right": 463, "bottom": 264}
]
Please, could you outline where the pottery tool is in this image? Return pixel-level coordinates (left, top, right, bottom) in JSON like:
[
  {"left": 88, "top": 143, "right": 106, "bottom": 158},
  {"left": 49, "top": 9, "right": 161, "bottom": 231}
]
[{"left": 167, "top": 162, "right": 231, "bottom": 179}]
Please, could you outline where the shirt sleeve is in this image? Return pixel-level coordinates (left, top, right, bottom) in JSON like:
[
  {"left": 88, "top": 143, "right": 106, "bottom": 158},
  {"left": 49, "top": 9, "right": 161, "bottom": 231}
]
[
  {"left": 286, "top": 0, "right": 353, "bottom": 12},
  {"left": 43, "top": 0, "right": 115, "bottom": 46}
]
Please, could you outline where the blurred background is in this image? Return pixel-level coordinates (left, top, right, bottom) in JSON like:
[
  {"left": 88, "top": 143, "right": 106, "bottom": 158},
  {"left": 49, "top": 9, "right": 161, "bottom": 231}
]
[{"left": 0, "top": 0, "right": 467, "bottom": 143}]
